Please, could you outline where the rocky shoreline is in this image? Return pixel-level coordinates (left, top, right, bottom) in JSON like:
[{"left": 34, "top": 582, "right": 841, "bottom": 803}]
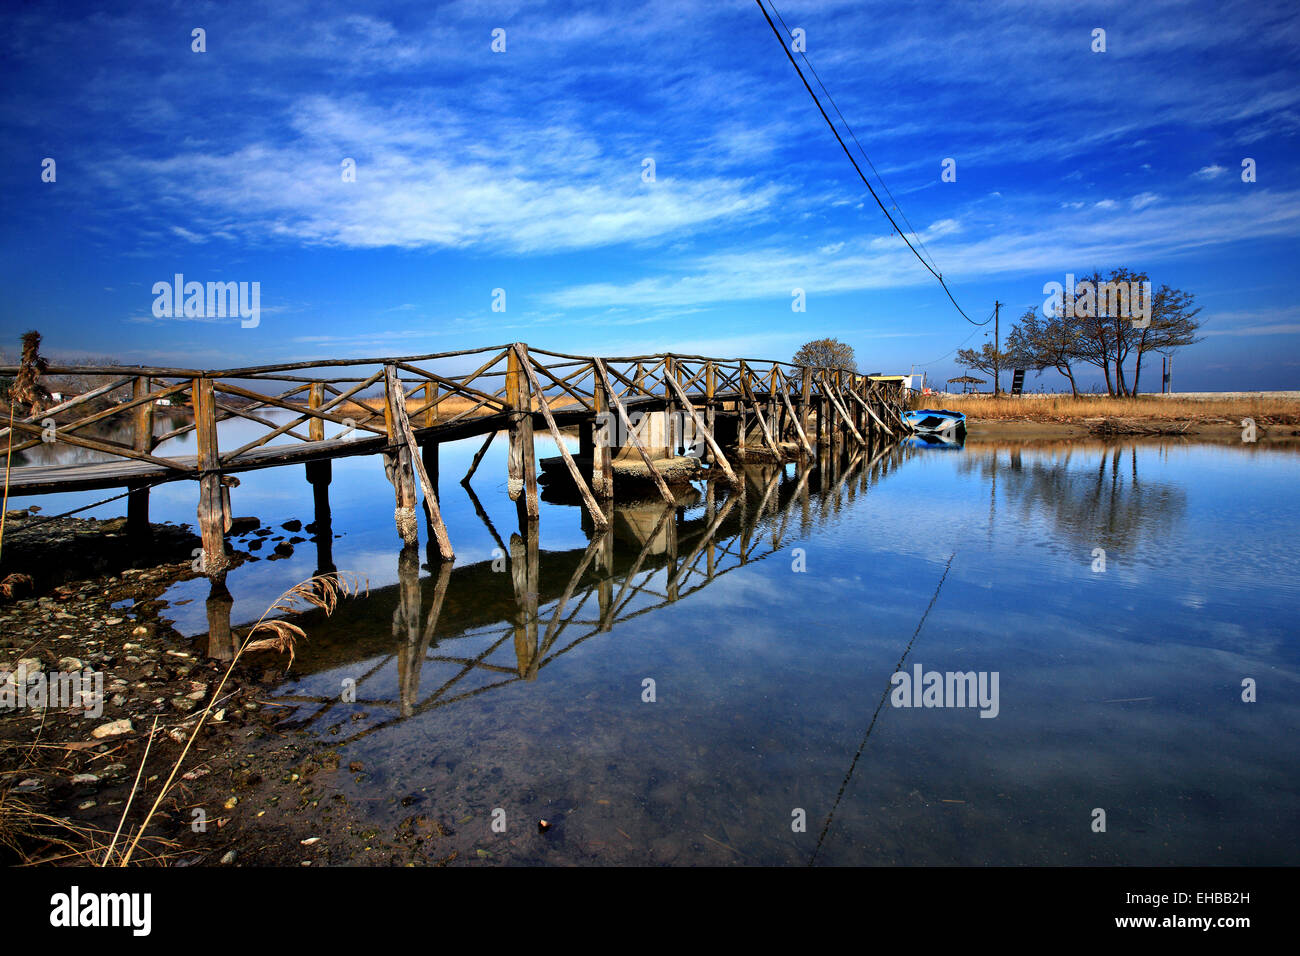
[{"left": 0, "top": 509, "right": 455, "bottom": 866}]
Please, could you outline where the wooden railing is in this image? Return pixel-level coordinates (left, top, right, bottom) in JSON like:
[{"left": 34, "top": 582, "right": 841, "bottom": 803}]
[{"left": 2, "top": 344, "right": 910, "bottom": 574}]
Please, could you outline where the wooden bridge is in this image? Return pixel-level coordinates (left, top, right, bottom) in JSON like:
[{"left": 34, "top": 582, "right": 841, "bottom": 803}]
[{"left": 1, "top": 344, "right": 910, "bottom": 579}]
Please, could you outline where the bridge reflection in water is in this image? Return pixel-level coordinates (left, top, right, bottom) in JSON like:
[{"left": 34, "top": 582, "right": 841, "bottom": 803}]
[{"left": 199, "top": 441, "right": 909, "bottom": 739}]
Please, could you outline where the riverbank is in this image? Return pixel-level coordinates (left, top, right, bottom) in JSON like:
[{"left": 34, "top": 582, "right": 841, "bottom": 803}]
[
  {"left": 0, "top": 510, "right": 445, "bottom": 866},
  {"left": 930, "top": 393, "right": 1300, "bottom": 444}
]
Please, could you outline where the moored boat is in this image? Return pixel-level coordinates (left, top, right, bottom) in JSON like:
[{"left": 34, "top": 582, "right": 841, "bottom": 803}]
[{"left": 902, "top": 408, "right": 966, "bottom": 438}]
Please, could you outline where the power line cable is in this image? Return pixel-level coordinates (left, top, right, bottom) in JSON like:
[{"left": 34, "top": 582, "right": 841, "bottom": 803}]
[
  {"left": 754, "top": 0, "right": 990, "bottom": 327},
  {"left": 810, "top": 551, "right": 957, "bottom": 865},
  {"left": 767, "top": 2, "right": 939, "bottom": 274},
  {"left": 913, "top": 307, "right": 995, "bottom": 366}
]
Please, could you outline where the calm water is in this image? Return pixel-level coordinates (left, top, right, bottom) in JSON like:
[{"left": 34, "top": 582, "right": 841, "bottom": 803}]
[{"left": 13, "top": 426, "right": 1300, "bottom": 865}]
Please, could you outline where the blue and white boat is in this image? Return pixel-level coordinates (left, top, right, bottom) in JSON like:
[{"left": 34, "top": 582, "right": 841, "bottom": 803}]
[{"left": 902, "top": 408, "right": 966, "bottom": 440}]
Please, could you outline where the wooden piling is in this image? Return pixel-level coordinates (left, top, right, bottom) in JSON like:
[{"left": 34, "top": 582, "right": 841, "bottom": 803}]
[
  {"left": 193, "top": 378, "right": 228, "bottom": 577},
  {"left": 385, "top": 365, "right": 454, "bottom": 559},
  {"left": 592, "top": 375, "right": 614, "bottom": 499},
  {"left": 795, "top": 369, "right": 806, "bottom": 452},
  {"left": 704, "top": 362, "right": 716, "bottom": 465},
  {"left": 127, "top": 376, "right": 155, "bottom": 540},
  {"left": 505, "top": 346, "right": 539, "bottom": 518},
  {"left": 381, "top": 371, "right": 420, "bottom": 549}
]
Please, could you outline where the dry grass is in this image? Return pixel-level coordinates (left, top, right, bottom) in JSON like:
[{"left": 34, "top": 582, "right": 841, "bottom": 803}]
[
  {"left": 937, "top": 394, "right": 1300, "bottom": 423},
  {"left": 331, "top": 393, "right": 583, "bottom": 418},
  {"left": 112, "top": 571, "right": 367, "bottom": 865},
  {"left": 0, "top": 778, "right": 178, "bottom": 866}
]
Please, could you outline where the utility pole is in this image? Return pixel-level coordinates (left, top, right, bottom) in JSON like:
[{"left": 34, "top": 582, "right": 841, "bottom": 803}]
[{"left": 993, "top": 301, "right": 1001, "bottom": 397}]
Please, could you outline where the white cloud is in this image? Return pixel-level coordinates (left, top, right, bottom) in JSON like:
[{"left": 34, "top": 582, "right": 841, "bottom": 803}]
[
  {"left": 96, "top": 98, "right": 782, "bottom": 254},
  {"left": 1192, "top": 164, "right": 1227, "bottom": 180},
  {"left": 541, "top": 189, "right": 1300, "bottom": 310}
]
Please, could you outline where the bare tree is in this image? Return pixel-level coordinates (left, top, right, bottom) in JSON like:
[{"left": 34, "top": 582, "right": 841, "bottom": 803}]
[
  {"left": 1130, "top": 284, "right": 1201, "bottom": 394},
  {"left": 1005, "top": 307, "right": 1083, "bottom": 396}
]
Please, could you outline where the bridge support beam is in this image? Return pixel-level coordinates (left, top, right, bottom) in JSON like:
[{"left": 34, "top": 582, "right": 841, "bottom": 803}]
[
  {"left": 506, "top": 346, "right": 538, "bottom": 518},
  {"left": 383, "top": 448, "right": 419, "bottom": 546},
  {"left": 193, "top": 378, "right": 229, "bottom": 579},
  {"left": 127, "top": 375, "right": 156, "bottom": 542},
  {"left": 385, "top": 365, "right": 453, "bottom": 559},
  {"left": 592, "top": 377, "right": 613, "bottom": 498}
]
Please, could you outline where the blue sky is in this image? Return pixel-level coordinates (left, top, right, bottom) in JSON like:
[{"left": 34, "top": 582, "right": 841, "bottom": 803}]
[{"left": 2, "top": 0, "right": 1298, "bottom": 391}]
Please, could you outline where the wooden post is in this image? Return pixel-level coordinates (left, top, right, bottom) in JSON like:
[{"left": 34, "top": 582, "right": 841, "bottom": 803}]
[
  {"left": 385, "top": 366, "right": 454, "bottom": 559},
  {"left": 127, "top": 375, "right": 155, "bottom": 540},
  {"left": 815, "top": 379, "right": 826, "bottom": 449},
  {"left": 592, "top": 373, "right": 614, "bottom": 499},
  {"left": 308, "top": 381, "right": 325, "bottom": 442},
  {"left": 506, "top": 346, "right": 539, "bottom": 518},
  {"left": 382, "top": 370, "right": 419, "bottom": 547},
  {"left": 193, "top": 378, "right": 228, "bottom": 577},
  {"left": 515, "top": 344, "right": 608, "bottom": 530},
  {"left": 417, "top": 382, "right": 440, "bottom": 507},
  {"left": 422, "top": 382, "right": 438, "bottom": 429},
  {"left": 664, "top": 355, "right": 676, "bottom": 459},
  {"left": 704, "top": 362, "right": 716, "bottom": 465},
  {"left": 834, "top": 369, "right": 845, "bottom": 444},
  {"left": 800, "top": 367, "right": 812, "bottom": 453},
  {"left": 817, "top": 372, "right": 844, "bottom": 446},
  {"left": 764, "top": 369, "right": 774, "bottom": 452}
]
